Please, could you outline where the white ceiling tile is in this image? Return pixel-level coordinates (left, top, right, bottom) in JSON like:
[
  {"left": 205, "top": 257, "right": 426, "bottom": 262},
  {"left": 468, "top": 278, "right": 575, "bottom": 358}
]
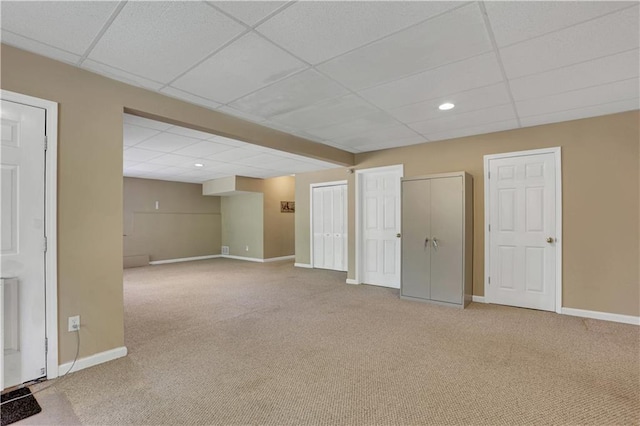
[
  {"left": 149, "top": 166, "right": 191, "bottom": 177},
  {"left": 509, "top": 49, "right": 640, "bottom": 101},
  {"left": 389, "top": 83, "right": 512, "bottom": 124},
  {"left": 123, "top": 147, "right": 164, "bottom": 162},
  {"left": 160, "top": 87, "right": 222, "bottom": 110},
  {"left": 207, "top": 147, "right": 260, "bottom": 162},
  {"left": 486, "top": 1, "right": 634, "bottom": 47},
  {"left": 124, "top": 114, "right": 173, "bottom": 131},
  {"left": 229, "top": 69, "right": 349, "bottom": 117},
  {"left": 88, "top": 1, "right": 246, "bottom": 82},
  {"left": 123, "top": 160, "right": 140, "bottom": 170},
  {"left": 359, "top": 52, "right": 503, "bottom": 110},
  {"left": 166, "top": 126, "right": 216, "bottom": 140},
  {"left": 256, "top": 1, "right": 459, "bottom": 64},
  {"left": 409, "top": 104, "right": 517, "bottom": 135},
  {"left": 82, "top": 60, "right": 164, "bottom": 91},
  {"left": 304, "top": 112, "right": 399, "bottom": 141},
  {"left": 217, "top": 106, "right": 267, "bottom": 124},
  {"left": 172, "top": 32, "right": 307, "bottom": 104},
  {"left": 516, "top": 78, "right": 639, "bottom": 117},
  {"left": 1, "top": 30, "right": 81, "bottom": 65},
  {"left": 334, "top": 125, "right": 424, "bottom": 149},
  {"left": 520, "top": 98, "right": 639, "bottom": 128},
  {"left": 500, "top": 6, "right": 640, "bottom": 79},
  {"left": 0, "top": 1, "right": 120, "bottom": 55},
  {"left": 172, "top": 141, "right": 235, "bottom": 158},
  {"left": 317, "top": 3, "right": 492, "bottom": 91},
  {"left": 123, "top": 124, "right": 161, "bottom": 146},
  {"left": 234, "top": 153, "right": 289, "bottom": 167},
  {"left": 423, "top": 119, "right": 520, "bottom": 142},
  {"left": 270, "top": 94, "right": 379, "bottom": 130},
  {"left": 126, "top": 163, "right": 168, "bottom": 173},
  {"left": 147, "top": 153, "right": 197, "bottom": 167},
  {"left": 213, "top": 1, "right": 288, "bottom": 26},
  {"left": 135, "top": 133, "right": 201, "bottom": 153}
]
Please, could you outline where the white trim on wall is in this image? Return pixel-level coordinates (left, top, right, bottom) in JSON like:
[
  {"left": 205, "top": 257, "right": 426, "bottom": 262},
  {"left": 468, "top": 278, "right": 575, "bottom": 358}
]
[
  {"left": 561, "top": 308, "right": 639, "bottom": 326},
  {"left": 1, "top": 90, "right": 59, "bottom": 380},
  {"left": 346, "top": 279, "right": 359, "bottom": 285},
  {"left": 263, "top": 255, "right": 296, "bottom": 263},
  {"left": 149, "top": 255, "right": 221, "bottom": 265},
  {"left": 355, "top": 164, "right": 404, "bottom": 285},
  {"left": 483, "top": 147, "right": 563, "bottom": 314},
  {"left": 58, "top": 346, "right": 127, "bottom": 375},
  {"left": 309, "top": 180, "right": 348, "bottom": 271},
  {"left": 294, "top": 263, "right": 312, "bottom": 268},
  {"left": 472, "top": 295, "right": 486, "bottom": 303}
]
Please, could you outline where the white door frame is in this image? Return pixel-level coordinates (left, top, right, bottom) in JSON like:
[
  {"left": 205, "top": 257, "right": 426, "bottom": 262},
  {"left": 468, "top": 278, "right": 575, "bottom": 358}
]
[
  {"left": 1, "top": 90, "right": 59, "bottom": 379},
  {"left": 355, "top": 164, "right": 404, "bottom": 285},
  {"left": 309, "top": 180, "right": 348, "bottom": 270},
  {"left": 483, "top": 147, "right": 562, "bottom": 313}
]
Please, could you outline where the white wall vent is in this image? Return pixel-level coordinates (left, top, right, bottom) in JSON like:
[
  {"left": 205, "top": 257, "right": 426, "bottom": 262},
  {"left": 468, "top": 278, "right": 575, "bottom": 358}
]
[{"left": 221, "top": 246, "right": 229, "bottom": 255}]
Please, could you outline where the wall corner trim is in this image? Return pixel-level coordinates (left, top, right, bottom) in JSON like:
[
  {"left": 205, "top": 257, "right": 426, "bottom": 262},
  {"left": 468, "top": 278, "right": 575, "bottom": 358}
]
[
  {"left": 561, "top": 307, "right": 640, "bottom": 325},
  {"left": 294, "top": 263, "right": 313, "bottom": 268},
  {"left": 471, "top": 295, "right": 486, "bottom": 303},
  {"left": 346, "top": 279, "right": 359, "bottom": 285},
  {"left": 149, "top": 255, "right": 221, "bottom": 265},
  {"left": 58, "top": 346, "right": 127, "bottom": 375}
]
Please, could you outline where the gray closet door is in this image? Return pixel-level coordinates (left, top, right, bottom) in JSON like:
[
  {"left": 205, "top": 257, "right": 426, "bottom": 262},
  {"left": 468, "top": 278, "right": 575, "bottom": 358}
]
[
  {"left": 401, "top": 179, "right": 430, "bottom": 299},
  {"left": 430, "top": 176, "right": 463, "bottom": 304}
]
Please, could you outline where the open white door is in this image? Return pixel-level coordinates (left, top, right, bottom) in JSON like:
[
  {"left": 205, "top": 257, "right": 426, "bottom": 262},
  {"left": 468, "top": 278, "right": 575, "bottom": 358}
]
[
  {"left": 485, "top": 148, "right": 562, "bottom": 312},
  {"left": 1, "top": 99, "right": 48, "bottom": 389},
  {"left": 357, "top": 165, "right": 403, "bottom": 288}
]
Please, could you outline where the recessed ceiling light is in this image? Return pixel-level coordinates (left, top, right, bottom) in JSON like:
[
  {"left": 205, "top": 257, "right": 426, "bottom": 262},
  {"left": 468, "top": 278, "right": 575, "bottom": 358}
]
[
  {"left": 194, "top": 163, "right": 204, "bottom": 167},
  {"left": 438, "top": 102, "right": 455, "bottom": 111}
]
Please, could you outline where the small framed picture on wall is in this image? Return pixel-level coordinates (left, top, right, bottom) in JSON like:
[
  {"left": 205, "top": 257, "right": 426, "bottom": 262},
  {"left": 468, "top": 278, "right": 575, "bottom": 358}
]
[{"left": 281, "top": 201, "right": 295, "bottom": 213}]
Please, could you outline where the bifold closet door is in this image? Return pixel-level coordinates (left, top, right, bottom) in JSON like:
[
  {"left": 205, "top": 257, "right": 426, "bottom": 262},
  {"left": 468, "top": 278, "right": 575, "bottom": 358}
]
[
  {"left": 312, "top": 185, "right": 347, "bottom": 271},
  {"left": 400, "top": 179, "right": 430, "bottom": 299},
  {"left": 430, "top": 176, "right": 464, "bottom": 304}
]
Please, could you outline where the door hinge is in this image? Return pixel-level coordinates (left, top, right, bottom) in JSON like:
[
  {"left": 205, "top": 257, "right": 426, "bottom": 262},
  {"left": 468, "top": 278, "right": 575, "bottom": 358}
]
[
  {"left": 43, "top": 236, "right": 48, "bottom": 252},
  {"left": 488, "top": 224, "right": 491, "bottom": 232},
  {"left": 488, "top": 171, "right": 490, "bottom": 179},
  {"left": 44, "top": 135, "right": 48, "bottom": 151},
  {"left": 45, "top": 337, "right": 48, "bottom": 355},
  {"left": 488, "top": 276, "right": 491, "bottom": 285}
]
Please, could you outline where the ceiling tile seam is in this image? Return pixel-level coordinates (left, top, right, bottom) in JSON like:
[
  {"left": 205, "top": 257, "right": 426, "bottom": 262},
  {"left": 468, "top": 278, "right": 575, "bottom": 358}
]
[
  {"left": 274, "top": 0, "right": 476, "bottom": 68},
  {"left": 479, "top": 1, "right": 522, "bottom": 127},
  {"left": 504, "top": 46, "right": 640, "bottom": 82},
  {"left": 77, "top": 0, "right": 128, "bottom": 66},
  {"left": 496, "top": 2, "right": 640, "bottom": 51},
  {"left": 79, "top": 57, "right": 165, "bottom": 87},
  {"left": 159, "top": 90, "right": 223, "bottom": 110},
  {"left": 159, "top": 27, "right": 253, "bottom": 91},
  {"left": 124, "top": 126, "right": 164, "bottom": 145},
  {"left": 1, "top": 29, "right": 81, "bottom": 59},
  {"left": 516, "top": 95, "right": 640, "bottom": 119},
  {"left": 513, "top": 76, "right": 640, "bottom": 104},
  {"left": 204, "top": 1, "right": 297, "bottom": 30},
  {"left": 400, "top": 102, "right": 515, "bottom": 126}
]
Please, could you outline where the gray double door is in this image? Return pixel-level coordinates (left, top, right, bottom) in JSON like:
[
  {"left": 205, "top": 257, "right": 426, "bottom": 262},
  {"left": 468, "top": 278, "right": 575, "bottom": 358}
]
[{"left": 401, "top": 175, "right": 464, "bottom": 305}]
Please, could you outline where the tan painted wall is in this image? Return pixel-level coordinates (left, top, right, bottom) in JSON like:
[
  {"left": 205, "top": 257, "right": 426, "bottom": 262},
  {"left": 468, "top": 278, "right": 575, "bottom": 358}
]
[
  {"left": 221, "top": 193, "right": 264, "bottom": 258},
  {"left": 263, "top": 176, "right": 296, "bottom": 259},
  {"left": 123, "top": 178, "right": 221, "bottom": 262},
  {"left": 296, "top": 111, "right": 640, "bottom": 316},
  {"left": 0, "top": 45, "right": 353, "bottom": 363}
]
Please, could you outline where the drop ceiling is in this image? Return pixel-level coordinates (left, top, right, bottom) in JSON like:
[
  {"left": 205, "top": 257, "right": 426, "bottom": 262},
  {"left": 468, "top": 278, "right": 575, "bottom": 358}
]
[
  {"left": 2, "top": 1, "right": 639, "bottom": 156},
  {"left": 123, "top": 114, "right": 340, "bottom": 183}
]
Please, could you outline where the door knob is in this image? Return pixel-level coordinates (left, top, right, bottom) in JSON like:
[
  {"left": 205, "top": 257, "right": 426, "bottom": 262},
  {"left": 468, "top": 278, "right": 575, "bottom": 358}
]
[
  {"left": 432, "top": 238, "right": 438, "bottom": 249},
  {"left": 396, "top": 233, "right": 401, "bottom": 238},
  {"left": 546, "top": 237, "right": 554, "bottom": 243}
]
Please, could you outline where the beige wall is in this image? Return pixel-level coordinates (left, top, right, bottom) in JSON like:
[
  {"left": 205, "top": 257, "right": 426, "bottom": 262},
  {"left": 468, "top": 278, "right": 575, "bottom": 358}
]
[
  {"left": 0, "top": 45, "right": 353, "bottom": 363},
  {"left": 296, "top": 111, "right": 640, "bottom": 317},
  {"left": 221, "top": 193, "right": 264, "bottom": 258},
  {"left": 123, "top": 178, "right": 221, "bottom": 262},
  {"left": 263, "top": 176, "right": 296, "bottom": 259}
]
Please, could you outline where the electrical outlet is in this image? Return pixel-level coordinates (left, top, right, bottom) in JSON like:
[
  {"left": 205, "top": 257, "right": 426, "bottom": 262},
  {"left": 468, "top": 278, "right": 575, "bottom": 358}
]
[
  {"left": 68, "top": 315, "right": 80, "bottom": 332},
  {"left": 245, "top": 245, "right": 249, "bottom": 251}
]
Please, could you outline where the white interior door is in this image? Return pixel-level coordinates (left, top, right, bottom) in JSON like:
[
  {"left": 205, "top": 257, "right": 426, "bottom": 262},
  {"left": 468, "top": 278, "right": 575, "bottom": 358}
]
[
  {"left": 359, "top": 166, "right": 402, "bottom": 288},
  {"left": 312, "top": 184, "right": 347, "bottom": 271},
  {"left": 1, "top": 99, "right": 47, "bottom": 389},
  {"left": 486, "top": 151, "right": 558, "bottom": 311}
]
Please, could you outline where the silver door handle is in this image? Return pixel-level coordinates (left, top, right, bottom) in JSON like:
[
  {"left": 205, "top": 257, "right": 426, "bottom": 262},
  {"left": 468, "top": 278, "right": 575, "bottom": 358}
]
[{"left": 432, "top": 238, "right": 438, "bottom": 249}]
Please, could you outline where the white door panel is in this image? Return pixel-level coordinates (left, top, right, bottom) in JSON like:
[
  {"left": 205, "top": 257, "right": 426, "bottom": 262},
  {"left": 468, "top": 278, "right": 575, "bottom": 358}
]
[
  {"left": 312, "top": 184, "right": 347, "bottom": 271},
  {"left": 360, "top": 168, "right": 402, "bottom": 288},
  {"left": 487, "top": 152, "right": 556, "bottom": 311},
  {"left": 1, "top": 99, "right": 47, "bottom": 388}
]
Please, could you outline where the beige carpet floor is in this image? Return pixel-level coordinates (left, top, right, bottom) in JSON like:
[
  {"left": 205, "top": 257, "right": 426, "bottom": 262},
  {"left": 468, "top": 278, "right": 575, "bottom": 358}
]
[{"left": 21, "top": 259, "right": 640, "bottom": 425}]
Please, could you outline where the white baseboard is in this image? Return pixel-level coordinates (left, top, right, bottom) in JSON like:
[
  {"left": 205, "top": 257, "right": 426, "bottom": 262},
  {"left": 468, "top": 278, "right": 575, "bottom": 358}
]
[
  {"left": 58, "top": 346, "right": 127, "bottom": 375},
  {"left": 472, "top": 295, "right": 486, "bottom": 303},
  {"left": 346, "top": 279, "right": 359, "bottom": 285},
  {"left": 294, "top": 263, "right": 312, "bottom": 268},
  {"left": 561, "top": 307, "right": 639, "bottom": 325},
  {"left": 150, "top": 254, "right": 220, "bottom": 265},
  {"left": 263, "top": 255, "right": 295, "bottom": 263}
]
